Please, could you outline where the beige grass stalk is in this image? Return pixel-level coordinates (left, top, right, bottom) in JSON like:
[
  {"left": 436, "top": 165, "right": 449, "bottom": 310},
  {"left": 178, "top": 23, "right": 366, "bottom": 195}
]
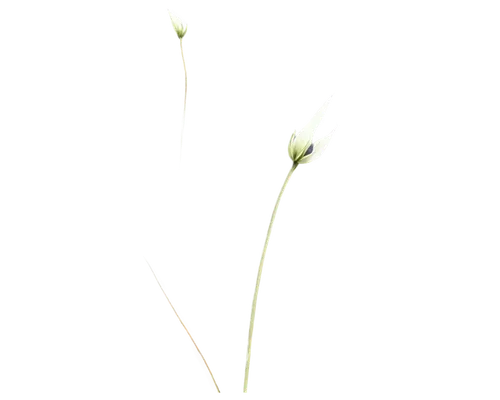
[
  {"left": 241, "top": 163, "right": 298, "bottom": 395},
  {"left": 177, "top": 38, "right": 190, "bottom": 166},
  {"left": 144, "top": 258, "right": 223, "bottom": 394}
]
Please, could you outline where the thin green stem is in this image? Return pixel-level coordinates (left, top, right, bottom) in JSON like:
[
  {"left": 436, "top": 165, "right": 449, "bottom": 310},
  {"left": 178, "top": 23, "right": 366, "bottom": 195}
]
[
  {"left": 241, "top": 164, "right": 298, "bottom": 395},
  {"left": 177, "top": 38, "right": 190, "bottom": 166}
]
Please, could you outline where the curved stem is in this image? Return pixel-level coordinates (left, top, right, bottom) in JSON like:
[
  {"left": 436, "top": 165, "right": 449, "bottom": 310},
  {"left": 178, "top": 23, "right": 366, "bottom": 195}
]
[
  {"left": 144, "top": 260, "right": 222, "bottom": 394},
  {"left": 177, "top": 38, "right": 189, "bottom": 166},
  {"left": 241, "top": 164, "right": 298, "bottom": 395}
]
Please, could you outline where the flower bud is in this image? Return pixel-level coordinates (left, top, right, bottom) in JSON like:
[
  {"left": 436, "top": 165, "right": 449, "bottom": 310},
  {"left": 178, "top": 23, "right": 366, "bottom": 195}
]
[
  {"left": 286, "top": 94, "right": 333, "bottom": 165},
  {"left": 297, "top": 131, "right": 333, "bottom": 164},
  {"left": 169, "top": 12, "right": 187, "bottom": 39}
]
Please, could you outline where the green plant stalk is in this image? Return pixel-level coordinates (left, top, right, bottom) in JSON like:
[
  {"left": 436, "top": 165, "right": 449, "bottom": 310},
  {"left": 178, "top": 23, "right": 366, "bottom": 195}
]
[
  {"left": 144, "top": 259, "right": 224, "bottom": 394},
  {"left": 241, "top": 164, "right": 298, "bottom": 395},
  {"left": 177, "top": 38, "right": 190, "bottom": 166}
]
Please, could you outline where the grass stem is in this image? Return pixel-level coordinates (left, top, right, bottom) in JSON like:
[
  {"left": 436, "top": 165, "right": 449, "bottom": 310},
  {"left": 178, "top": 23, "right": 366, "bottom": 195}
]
[
  {"left": 241, "top": 164, "right": 298, "bottom": 395},
  {"left": 177, "top": 38, "right": 190, "bottom": 167},
  {"left": 144, "top": 259, "right": 223, "bottom": 394}
]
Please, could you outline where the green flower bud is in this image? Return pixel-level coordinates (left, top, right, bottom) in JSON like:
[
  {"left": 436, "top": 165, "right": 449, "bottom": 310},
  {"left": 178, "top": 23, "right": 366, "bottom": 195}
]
[
  {"left": 287, "top": 98, "right": 334, "bottom": 164},
  {"left": 169, "top": 11, "right": 187, "bottom": 39}
]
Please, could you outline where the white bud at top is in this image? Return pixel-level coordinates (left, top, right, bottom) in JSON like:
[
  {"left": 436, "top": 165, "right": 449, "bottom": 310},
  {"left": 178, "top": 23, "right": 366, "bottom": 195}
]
[
  {"left": 288, "top": 98, "right": 334, "bottom": 164},
  {"left": 169, "top": 11, "right": 187, "bottom": 39}
]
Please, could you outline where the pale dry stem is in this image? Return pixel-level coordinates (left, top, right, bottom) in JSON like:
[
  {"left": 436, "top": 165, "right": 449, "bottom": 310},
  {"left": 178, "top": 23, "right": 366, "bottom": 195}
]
[{"left": 144, "top": 260, "right": 222, "bottom": 394}]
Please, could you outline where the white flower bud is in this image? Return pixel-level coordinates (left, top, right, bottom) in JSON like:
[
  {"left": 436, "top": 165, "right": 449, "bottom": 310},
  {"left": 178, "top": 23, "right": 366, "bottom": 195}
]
[
  {"left": 288, "top": 98, "right": 333, "bottom": 164},
  {"left": 297, "top": 130, "right": 334, "bottom": 164},
  {"left": 169, "top": 11, "right": 187, "bottom": 39}
]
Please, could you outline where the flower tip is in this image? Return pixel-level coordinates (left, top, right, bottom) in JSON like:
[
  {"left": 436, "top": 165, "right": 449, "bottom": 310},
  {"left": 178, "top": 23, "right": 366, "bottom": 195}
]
[
  {"left": 167, "top": 7, "right": 188, "bottom": 40},
  {"left": 288, "top": 97, "right": 335, "bottom": 164}
]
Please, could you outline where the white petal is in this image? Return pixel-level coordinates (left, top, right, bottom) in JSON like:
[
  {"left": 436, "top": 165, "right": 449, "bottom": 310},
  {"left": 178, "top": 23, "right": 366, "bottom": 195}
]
[
  {"left": 298, "top": 129, "right": 334, "bottom": 164},
  {"left": 294, "top": 97, "right": 331, "bottom": 155},
  {"left": 293, "top": 129, "right": 312, "bottom": 157},
  {"left": 286, "top": 130, "right": 295, "bottom": 159},
  {"left": 288, "top": 131, "right": 297, "bottom": 160}
]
